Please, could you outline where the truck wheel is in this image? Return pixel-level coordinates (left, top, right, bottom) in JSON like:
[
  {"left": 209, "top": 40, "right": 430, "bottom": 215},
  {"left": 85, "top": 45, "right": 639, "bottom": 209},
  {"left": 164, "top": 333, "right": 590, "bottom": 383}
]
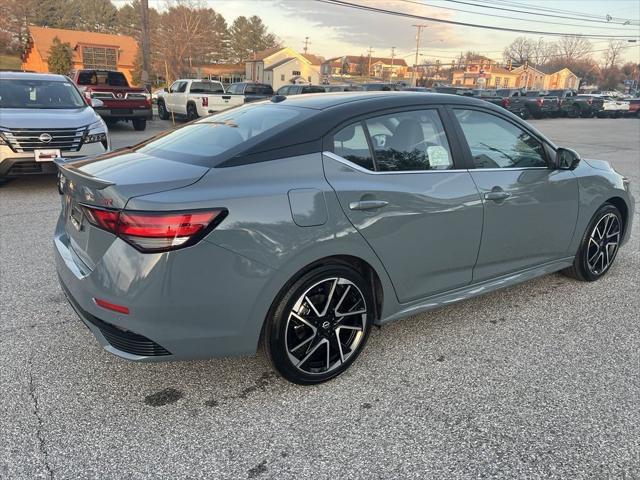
[
  {"left": 187, "top": 103, "right": 198, "bottom": 121},
  {"left": 519, "top": 108, "right": 531, "bottom": 120},
  {"left": 157, "top": 100, "right": 169, "bottom": 120},
  {"left": 132, "top": 118, "right": 147, "bottom": 131}
]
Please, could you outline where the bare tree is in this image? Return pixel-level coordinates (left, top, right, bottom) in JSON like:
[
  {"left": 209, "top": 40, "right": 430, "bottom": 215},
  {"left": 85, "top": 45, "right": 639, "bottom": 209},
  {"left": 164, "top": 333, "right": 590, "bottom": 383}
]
[
  {"left": 531, "top": 38, "right": 557, "bottom": 66},
  {"left": 555, "top": 36, "right": 593, "bottom": 62},
  {"left": 602, "top": 40, "right": 625, "bottom": 70},
  {"left": 503, "top": 37, "right": 534, "bottom": 65}
]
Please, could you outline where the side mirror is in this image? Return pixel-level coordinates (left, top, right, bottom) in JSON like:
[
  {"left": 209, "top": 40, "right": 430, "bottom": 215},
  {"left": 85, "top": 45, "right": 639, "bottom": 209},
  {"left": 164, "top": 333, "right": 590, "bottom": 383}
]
[
  {"left": 163, "top": 87, "right": 169, "bottom": 92},
  {"left": 556, "top": 147, "right": 580, "bottom": 170},
  {"left": 90, "top": 98, "right": 104, "bottom": 108}
]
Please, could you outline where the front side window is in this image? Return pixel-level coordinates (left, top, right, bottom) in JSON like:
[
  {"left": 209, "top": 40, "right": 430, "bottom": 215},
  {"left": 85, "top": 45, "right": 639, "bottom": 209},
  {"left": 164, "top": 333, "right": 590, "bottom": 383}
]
[
  {"left": 454, "top": 109, "right": 547, "bottom": 169},
  {"left": 365, "top": 110, "right": 453, "bottom": 171},
  {"left": 332, "top": 123, "right": 374, "bottom": 170}
]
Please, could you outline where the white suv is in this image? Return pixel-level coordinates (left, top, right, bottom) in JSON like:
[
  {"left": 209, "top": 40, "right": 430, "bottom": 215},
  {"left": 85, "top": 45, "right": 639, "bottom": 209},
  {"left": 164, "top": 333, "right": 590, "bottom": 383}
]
[{"left": 0, "top": 72, "right": 110, "bottom": 183}]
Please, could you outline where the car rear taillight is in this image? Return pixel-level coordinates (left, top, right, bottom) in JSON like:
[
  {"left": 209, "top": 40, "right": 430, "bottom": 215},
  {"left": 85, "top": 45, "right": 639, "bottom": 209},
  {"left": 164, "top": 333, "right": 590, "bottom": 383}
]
[
  {"left": 202, "top": 97, "right": 208, "bottom": 107},
  {"left": 587, "top": 97, "right": 593, "bottom": 105},
  {"left": 94, "top": 298, "right": 130, "bottom": 315},
  {"left": 502, "top": 98, "right": 510, "bottom": 107},
  {"left": 536, "top": 97, "right": 544, "bottom": 107},
  {"left": 83, "top": 90, "right": 92, "bottom": 105},
  {"left": 80, "top": 206, "right": 226, "bottom": 252}
]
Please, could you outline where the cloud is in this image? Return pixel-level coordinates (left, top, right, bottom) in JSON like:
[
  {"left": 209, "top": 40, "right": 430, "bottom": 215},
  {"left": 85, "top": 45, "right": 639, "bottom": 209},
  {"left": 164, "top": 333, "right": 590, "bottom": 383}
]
[{"left": 275, "top": 0, "right": 465, "bottom": 54}]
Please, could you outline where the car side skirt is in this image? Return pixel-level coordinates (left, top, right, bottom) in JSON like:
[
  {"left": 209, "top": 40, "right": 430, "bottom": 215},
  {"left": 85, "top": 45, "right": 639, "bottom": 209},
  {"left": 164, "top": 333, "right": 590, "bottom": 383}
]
[{"left": 379, "top": 256, "right": 575, "bottom": 325}]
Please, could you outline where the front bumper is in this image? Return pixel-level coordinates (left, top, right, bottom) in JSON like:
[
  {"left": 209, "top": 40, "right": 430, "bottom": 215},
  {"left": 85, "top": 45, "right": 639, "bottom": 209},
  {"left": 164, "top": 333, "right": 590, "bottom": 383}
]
[
  {"left": 0, "top": 143, "right": 106, "bottom": 178},
  {"left": 54, "top": 216, "right": 276, "bottom": 361},
  {"left": 95, "top": 107, "right": 152, "bottom": 120}
]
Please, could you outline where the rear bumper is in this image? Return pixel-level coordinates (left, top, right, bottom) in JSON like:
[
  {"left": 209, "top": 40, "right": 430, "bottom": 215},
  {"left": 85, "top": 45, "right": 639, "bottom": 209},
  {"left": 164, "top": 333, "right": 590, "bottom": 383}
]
[
  {"left": 95, "top": 107, "right": 152, "bottom": 120},
  {"left": 54, "top": 217, "right": 276, "bottom": 361}
]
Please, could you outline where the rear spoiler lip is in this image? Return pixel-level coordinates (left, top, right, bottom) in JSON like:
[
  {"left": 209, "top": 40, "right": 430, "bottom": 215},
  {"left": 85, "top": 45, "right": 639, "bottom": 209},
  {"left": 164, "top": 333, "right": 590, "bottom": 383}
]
[{"left": 55, "top": 157, "right": 115, "bottom": 190}]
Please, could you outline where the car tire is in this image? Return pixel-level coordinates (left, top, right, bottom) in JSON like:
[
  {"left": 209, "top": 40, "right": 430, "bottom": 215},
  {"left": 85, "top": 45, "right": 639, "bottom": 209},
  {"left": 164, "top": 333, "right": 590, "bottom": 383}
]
[
  {"left": 264, "top": 263, "right": 373, "bottom": 385},
  {"left": 186, "top": 103, "right": 198, "bottom": 121},
  {"left": 519, "top": 108, "right": 531, "bottom": 120},
  {"left": 569, "top": 105, "right": 580, "bottom": 118},
  {"left": 562, "top": 204, "right": 623, "bottom": 282},
  {"left": 157, "top": 100, "right": 169, "bottom": 120},
  {"left": 132, "top": 118, "right": 146, "bottom": 131}
]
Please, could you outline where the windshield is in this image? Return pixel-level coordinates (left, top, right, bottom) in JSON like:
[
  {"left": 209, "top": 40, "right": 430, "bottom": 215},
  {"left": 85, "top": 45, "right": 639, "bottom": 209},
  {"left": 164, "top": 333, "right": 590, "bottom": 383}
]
[
  {"left": 0, "top": 78, "right": 86, "bottom": 109},
  {"left": 135, "top": 103, "right": 306, "bottom": 166}
]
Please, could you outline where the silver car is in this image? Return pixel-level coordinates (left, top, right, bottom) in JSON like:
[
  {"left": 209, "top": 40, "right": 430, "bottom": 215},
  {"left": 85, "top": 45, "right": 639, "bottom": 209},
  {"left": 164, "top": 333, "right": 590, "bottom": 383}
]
[
  {"left": 0, "top": 72, "right": 109, "bottom": 183},
  {"left": 55, "top": 92, "right": 634, "bottom": 384}
]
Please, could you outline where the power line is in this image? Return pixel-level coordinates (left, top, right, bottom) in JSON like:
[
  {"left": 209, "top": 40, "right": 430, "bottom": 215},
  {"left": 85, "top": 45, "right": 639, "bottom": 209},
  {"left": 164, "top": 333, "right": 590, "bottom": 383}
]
[
  {"left": 315, "top": 0, "right": 640, "bottom": 39},
  {"left": 398, "top": 0, "right": 640, "bottom": 32},
  {"left": 469, "top": 0, "right": 639, "bottom": 24},
  {"left": 440, "top": 0, "right": 640, "bottom": 26}
]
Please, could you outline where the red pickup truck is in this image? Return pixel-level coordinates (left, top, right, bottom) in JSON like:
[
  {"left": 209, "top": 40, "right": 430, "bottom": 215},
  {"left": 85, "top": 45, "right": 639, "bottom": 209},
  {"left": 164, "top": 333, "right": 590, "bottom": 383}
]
[{"left": 71, "top": 70, "right": 152, "bottom": 131}]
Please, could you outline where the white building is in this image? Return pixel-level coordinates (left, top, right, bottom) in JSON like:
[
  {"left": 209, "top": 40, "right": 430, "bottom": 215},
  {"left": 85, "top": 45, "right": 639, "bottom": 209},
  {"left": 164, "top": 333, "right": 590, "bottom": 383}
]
[{"left": 245, "top": 47, "right": 322, "bottom": 90}]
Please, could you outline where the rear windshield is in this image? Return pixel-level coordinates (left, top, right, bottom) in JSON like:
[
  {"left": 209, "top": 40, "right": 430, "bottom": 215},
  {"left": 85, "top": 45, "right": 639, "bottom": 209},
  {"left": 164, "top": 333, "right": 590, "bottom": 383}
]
[
  {"left": 134, "top": 103, "right": 307, "bottom": 166},
  {"left": 77, "top": 70, "right": 129, "bottom": 87},
  {"left": 0, "top": 78, "right": 86, "bottom": 109},
  {"left": 190, "top": 81, "right": 224, "bottom": 94}
]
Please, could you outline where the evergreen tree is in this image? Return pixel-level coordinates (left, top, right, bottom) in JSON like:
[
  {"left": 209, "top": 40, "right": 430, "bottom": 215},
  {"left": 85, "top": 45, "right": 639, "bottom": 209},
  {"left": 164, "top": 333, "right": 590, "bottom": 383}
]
[
  {"left": 229, "top": 15, "right": 278, "bottom": 63},
  {"left": 47, "top": 36, "right": 73, "bottom": 75}
]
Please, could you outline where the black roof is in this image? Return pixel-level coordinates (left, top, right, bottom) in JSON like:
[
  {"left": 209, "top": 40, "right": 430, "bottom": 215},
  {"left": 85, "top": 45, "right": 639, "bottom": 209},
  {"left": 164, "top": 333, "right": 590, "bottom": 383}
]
[
  {"left": 272, "top": 91, "right": 489, "bottom": 111},
  {"left": 220, "top": 91, "right": 501, "bottom": 167}
]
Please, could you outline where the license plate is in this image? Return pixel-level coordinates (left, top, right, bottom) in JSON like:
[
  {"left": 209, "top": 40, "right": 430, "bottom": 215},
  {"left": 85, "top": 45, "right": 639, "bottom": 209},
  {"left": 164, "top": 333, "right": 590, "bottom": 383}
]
[
  {"left": 35, "top": 149, "right": 61, "bottom": 162},
  {"left": 69, "top": 202, "right": 84, "bottom": 231}
]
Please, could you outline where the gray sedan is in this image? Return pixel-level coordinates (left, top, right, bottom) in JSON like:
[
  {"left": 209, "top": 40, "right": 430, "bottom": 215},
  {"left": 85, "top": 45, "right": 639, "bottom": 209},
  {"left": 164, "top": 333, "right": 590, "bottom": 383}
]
[{"left": 55, "top": 92, "right": 634, "bottom": 384}]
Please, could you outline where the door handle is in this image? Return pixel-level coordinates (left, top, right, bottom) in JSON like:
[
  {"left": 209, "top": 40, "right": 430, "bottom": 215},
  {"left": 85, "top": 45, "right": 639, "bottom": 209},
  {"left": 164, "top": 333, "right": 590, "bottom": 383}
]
[
  {"left": 484, "top": 190, "right": 511, "bottom": 201},
  {"left": 349, "top": 200, "right": 389, "bottom": 211}
]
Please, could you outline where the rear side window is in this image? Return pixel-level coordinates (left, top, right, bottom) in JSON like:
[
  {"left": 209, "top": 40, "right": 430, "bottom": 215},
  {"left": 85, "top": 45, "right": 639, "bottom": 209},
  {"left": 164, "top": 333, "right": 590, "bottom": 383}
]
[
  {"left": 333, "top": 123, "right": 374, "bottom": 170},
  {"left": 365, "top": 110, "right": 453, "bottom": 171},
  {"left": 135, "top": 104, "right": 304, "bottom": 166},
  {"left": 257, "top": 85, "right": 274, "bottom": 95}
]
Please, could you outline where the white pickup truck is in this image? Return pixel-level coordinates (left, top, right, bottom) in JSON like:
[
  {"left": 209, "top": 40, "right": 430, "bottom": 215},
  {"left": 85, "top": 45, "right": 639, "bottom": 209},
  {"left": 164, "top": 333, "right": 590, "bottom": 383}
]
[
  {"left": 156, "top": 79, "right": 225, "bottom": 120},
  {"left": 204, "top": 82, "right": 275, "bottom": 114}
]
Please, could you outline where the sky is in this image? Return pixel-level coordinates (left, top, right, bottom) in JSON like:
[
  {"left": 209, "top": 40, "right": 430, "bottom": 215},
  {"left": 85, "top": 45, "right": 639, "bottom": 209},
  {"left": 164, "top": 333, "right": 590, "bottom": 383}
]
[{"left": 114, "top": 0, "right": 640, "bottom": 64}]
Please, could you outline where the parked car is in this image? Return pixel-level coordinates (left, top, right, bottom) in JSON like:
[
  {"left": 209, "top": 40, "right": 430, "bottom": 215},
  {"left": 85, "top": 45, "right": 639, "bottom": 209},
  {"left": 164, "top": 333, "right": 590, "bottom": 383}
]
[
  {"left": 0, "top": 72, "right": 109, "bottom": 184},
  {"left": 579, "top": 94, "right": 629, "bottom": 118},
  {"left": 54, "top": 92, "right": 634, "bottom": 384},
  {"left": 199, "top": 82, "right": 274, "bottom": 114},
  {"left": 433, "top": 86, "right": 470, "bottom": 95},
  {"left": 401, "top": 86, "right": 434, "bottom": 92},
  {"left": 546, "top": 89, "right": 591, "bottom": 117},
  {"left": 323, "top": 84, "right": 363, "bottom": 92},
  {"left": 156, "top": 79, "right": 225, "bottom": 120},
  {"left": 627, "top": 98, "right": 640, "bottom": 117},
  {"left": 359, "top": 83, "right": 400, "bottom": 91},
  {"left": 275, "top": 84, "right": 326, "bottom": 96},
  {"left": 72, "top": 69, "right": 152, "bottom": 131},
  {"left": 495, "top": 89, "right": 559, "bottom": 119}
]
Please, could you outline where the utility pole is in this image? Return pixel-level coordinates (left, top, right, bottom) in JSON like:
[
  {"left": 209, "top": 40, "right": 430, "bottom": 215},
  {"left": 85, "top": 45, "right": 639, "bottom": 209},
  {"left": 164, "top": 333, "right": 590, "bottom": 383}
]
[
  {"left": 411, "top": 24, "right": 428, "bottom": 87},
  {"left": 367, "top": 46, "right": 374, "bottom": 80},
  {"left": 140, "top": 0, "right": 151, "bottom": 90},
  {"left": 390, "top": 46, "right": 395, "bottom": 81},
  {"left": 303, "top": 37, "right": 310, "bottom": 54}
]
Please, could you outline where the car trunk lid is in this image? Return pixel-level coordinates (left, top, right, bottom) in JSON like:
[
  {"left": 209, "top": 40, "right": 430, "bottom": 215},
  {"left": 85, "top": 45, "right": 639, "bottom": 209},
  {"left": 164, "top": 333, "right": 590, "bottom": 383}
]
[{"left": 56, "top": 151, "right": 209, "bottom": 268}]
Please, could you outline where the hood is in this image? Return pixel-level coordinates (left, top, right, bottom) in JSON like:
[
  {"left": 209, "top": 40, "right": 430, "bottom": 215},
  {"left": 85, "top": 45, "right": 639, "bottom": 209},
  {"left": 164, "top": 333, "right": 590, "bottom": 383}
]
[
  {"left": 58, "top": 150, "right": 210, "bottom": 209},
  {"left": 0, "top": 107, "right": 99, "bottom": 129},
  {"left": 582, "top": 158, "right": 614, "bottom": 172}
]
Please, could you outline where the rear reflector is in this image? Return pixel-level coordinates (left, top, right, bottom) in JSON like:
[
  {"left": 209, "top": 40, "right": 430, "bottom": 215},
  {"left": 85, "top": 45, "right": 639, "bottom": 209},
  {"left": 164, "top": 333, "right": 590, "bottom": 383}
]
[
  {"left": 94, "top": 298, "right": 130, "bottom": 315},
  {"left": 81, "top": 206, "right": 226, "bottom": 252}
]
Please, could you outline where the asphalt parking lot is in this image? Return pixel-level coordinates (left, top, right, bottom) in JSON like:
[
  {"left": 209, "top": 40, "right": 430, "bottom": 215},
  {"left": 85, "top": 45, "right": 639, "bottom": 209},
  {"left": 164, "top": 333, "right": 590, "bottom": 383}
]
[{"left": 1, "top": 117, "right": 638, "bottom": 479}]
